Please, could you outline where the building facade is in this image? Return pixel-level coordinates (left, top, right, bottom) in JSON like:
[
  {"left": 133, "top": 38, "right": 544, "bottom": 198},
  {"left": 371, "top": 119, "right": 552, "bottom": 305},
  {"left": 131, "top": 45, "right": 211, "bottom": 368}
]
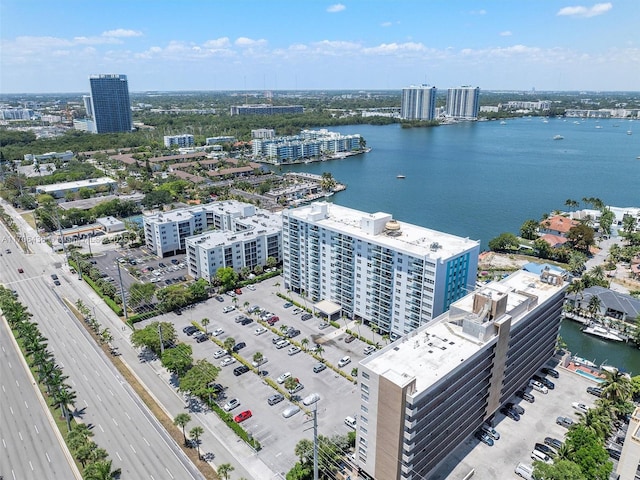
[
  {"left": 617, "top": 405, "right": 640, "bottom": 479},
  {"left": 34, "top": 177, "right": 117, "bottom": 198},
  {"left": 89, "top": 74, "right": 133, "bottom": 134},
  {"left": 400, "top": 85, "right": 437, "bottom": 120},
  {"left": 282, "top": 202, "right": 480, "bottom": 337},
  {"left": 358, "top": 268, "right": 567, "bottom": 480},
  {"left": 164, "top": 134, "right": 195, "bottom": 148},
  {"left": 445, "top": 86, "right": 480, "bottom": 120},
  {"left": 230, "top": 104, "right": 303, "bottom": 116}
]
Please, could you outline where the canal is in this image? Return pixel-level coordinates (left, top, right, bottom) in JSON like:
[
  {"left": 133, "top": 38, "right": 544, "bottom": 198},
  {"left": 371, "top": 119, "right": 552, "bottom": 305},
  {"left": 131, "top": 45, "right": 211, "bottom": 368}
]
[{"left": 560, "top": 318, "right": 640, "bottom": 375}]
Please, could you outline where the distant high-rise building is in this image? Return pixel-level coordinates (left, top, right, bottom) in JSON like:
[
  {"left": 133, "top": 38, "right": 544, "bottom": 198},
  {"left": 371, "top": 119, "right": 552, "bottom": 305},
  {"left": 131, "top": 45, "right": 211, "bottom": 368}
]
[
  {"left": 89, "top": 74, "right": 132, "bottom": 134},
  {"left": 82, "top": 95, "right": 93, "bottom": 118},
  {"left": 401, "top": 85, "right": 437, "bottom": 120},
  {"left": 446, "top": 86, "right": 480, "bottom": 120},
  {"left": 164, "top": 134, "right": 195, "bottom": 149}
]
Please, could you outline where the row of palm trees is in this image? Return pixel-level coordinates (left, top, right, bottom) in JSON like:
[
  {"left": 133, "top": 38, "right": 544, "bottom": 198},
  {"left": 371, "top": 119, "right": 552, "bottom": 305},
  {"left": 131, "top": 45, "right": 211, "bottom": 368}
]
[{"left": 0, "top": 287, "right": 120, "bottom": 479}]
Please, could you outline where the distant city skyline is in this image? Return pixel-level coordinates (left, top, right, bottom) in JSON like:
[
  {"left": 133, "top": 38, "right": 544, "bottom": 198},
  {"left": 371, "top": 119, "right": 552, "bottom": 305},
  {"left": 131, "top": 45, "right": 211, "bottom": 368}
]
[{"left": 1, "top": 0, "right": 638, "bottom": 94}]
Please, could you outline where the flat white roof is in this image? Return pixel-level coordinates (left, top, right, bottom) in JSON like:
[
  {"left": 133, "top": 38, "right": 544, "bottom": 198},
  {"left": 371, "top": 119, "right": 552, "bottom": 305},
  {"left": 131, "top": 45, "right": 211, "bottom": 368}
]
[
  {"left": 36, "top": 176, "right": 116, "bottom": 192},
  {"left": 186, "top": 225, "right": 280, "bottom": 249},
  {"left": 287, "top": 202, "right": 479, "bottom": 260},
  {"left": 363, "top": 269, "right": 565, "bottom": 393}
]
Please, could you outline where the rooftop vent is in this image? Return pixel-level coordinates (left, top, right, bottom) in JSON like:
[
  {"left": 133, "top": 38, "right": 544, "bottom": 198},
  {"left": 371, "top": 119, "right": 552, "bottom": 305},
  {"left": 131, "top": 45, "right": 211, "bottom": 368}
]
[
  {"left": 430, "top": 242, "right": 441, "bottom": 251},
  {"left": 384, "top": 220, "right": 402, "bottom": 237}
]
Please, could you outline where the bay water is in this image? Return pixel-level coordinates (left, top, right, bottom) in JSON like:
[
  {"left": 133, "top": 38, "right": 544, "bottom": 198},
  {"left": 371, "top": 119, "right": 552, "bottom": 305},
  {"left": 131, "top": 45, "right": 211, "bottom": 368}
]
[{"left": 274, "top": 117, "right": 640, "bottom": 373}]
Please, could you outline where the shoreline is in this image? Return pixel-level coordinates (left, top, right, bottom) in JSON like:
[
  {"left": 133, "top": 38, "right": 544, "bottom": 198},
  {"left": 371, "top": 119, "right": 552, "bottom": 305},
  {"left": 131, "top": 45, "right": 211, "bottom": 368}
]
[{"left": 254, "top": 147, "right": 371, "bottom": 167}]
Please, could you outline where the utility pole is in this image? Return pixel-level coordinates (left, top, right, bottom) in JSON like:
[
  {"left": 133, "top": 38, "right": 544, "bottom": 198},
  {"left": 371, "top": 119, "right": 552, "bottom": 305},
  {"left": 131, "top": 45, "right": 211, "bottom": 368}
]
[
  {"left": 158, "top": 323, "right": 164, "bottom": 356},
  {"left": 116, "top": 262, "right": 129, "bottom": 323},
  {"left": 303, "top": 406, "right": 319, "bottom": 480}
]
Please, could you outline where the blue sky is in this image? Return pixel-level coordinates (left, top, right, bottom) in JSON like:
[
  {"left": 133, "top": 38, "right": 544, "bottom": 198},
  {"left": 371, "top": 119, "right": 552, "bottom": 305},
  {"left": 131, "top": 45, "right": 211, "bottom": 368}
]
[{"left": 1, "top": 1, "right": 638, "bottom": 93}]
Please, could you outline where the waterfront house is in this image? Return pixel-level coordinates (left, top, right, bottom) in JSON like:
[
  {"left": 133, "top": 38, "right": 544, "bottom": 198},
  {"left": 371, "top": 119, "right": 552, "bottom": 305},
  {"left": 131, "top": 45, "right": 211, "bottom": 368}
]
[
  {"left": 539, "top": 215, "right": 579, "bottom": 237},
  {"left": 565, "top": 286, "right": 640, "bottom": 324}
]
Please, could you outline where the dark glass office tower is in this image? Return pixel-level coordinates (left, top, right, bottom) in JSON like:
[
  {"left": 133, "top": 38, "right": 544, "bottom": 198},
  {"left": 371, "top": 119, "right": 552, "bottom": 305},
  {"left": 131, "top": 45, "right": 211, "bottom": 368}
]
[{"left": 89, "top": 74, "right": 132, "bottom": 133}]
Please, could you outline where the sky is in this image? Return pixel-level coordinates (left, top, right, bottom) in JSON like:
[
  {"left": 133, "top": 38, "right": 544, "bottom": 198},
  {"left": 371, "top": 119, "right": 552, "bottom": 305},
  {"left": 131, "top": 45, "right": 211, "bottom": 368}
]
[{"left": 1, "top": 0, "right": 638, "bottom": 94}]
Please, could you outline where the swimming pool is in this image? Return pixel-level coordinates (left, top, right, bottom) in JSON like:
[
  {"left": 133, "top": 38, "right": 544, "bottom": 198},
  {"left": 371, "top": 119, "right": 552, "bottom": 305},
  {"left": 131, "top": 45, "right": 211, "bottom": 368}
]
[{"left": 575, "top": 369, "right": 604, "bottom": 383}]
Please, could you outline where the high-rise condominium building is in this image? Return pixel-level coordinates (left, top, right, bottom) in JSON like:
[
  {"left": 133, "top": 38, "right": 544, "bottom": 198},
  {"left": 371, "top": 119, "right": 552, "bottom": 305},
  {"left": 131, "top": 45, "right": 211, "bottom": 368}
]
[
  {"left": 282, "top": 202, "right": 479, "bottom": 337},
  {"left": 89, "top": 74, "right": 132, "bottom": 134},
  {"left": 400, "top": 85, "right": 437, "bottom": 120},
  {"left": 446, "top": 86, "right": 481, "bottom": 120},
  {"left": 164, "top": 134, "right": 195, "bottom": 149},
  {"left": 357, "top": 268, "right": 567, "bottom": 480}
]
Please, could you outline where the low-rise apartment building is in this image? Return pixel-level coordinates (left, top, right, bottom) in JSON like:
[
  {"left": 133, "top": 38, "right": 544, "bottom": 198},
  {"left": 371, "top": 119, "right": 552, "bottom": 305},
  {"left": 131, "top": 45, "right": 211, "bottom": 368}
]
[{"left": 358, "top": 268, "right": 567, "bottom": 480}]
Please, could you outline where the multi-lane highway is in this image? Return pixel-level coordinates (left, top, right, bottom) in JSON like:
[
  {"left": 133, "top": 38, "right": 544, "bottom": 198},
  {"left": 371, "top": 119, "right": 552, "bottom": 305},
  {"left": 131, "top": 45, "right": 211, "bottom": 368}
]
[
  {"left": 0, "top": 225, "right": 204, "bottom": 480},
  {"left": 0, "top": 315, "right": 81, "bottom": 480}
]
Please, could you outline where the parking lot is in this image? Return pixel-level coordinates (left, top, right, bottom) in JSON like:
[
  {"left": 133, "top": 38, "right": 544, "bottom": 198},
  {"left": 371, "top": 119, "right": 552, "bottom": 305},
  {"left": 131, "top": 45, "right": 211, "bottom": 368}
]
[
  {"left": 431, "top": 358, "right": 616, "bottom": 479},
  {"left": 139, "top": 277, "right": 366, "bottom": 474}
]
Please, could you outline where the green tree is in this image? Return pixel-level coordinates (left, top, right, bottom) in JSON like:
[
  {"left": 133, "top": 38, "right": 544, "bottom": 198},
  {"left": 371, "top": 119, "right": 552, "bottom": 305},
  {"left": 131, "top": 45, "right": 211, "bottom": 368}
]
[
  {"left": 601, "top": 368, "right": 632, "bottom": 404},
  {"left": 488, "top": 232, "right": 520, "bottom": 252},
  {"left": 565, "top": 199, "right": 579, "bottom": 211},
  {"left": 520, "top": 219, "right": 540, "bottom": 240},
  {"left": 224, "top": 337, "right": 236, "bottom": 353},
  {"left": 252, "top": 351, "right": 264, "bottom": 366},
  {"left": 189, "top": 426, "right": 204, "bottom": 459},
  {"left": 173, "top": 413, "right": 191, "bottom": 446},
  {"left": 599, "top": 208, "right": 615, "bottom": 236},
  {"left": 130, "top": 321, "right": 177, "bottom": 355},
  {"left": 179, "top": 359, "right": 221, "bottom": 398},
  {"left": 533, "top": 238, "right": 552, "bottom": 259},
  {"left": 83, "top": 459, "right": 121, "bottom": 480},
  {"left": 128, "top": 282, "right": 157, "bottom": 307},
  {"left": 161, "top": 343, "right": 193, "bottom": 377},
  {"left": 201, "top": 317, "right": 210, "bottom": 334},
  {"left": 564, "top": 425, "right": 612, "bottom": 480},
  {"left": 294, "top": 438, "right": 314, "bottom": 463},
  {"left": 217, "top": 463, "right": 235, "bottom": 480},
  {"left": 567, "top": 223, "right": 596, "bottom": 253},
  {"left": 533, "top": 459, "right": 584, "bottom": 480},
  {"left": 587, "top": 295, "right": 601, "bottom": 318},
  {"left": 216, "top": 267, "right": 238, "bottom": 291}
]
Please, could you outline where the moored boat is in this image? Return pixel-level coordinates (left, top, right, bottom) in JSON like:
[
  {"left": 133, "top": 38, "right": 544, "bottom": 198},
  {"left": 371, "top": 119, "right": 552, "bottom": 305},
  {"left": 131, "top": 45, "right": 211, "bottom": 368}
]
[
  {"left": 582, "top": 325, "right": 624, "bottom": 342},
  {"left": 553, "top": 135, "right": 564, "bottom": 140},
  {"left": 396, "top": 175, "right": 406, "bottom": 179}
]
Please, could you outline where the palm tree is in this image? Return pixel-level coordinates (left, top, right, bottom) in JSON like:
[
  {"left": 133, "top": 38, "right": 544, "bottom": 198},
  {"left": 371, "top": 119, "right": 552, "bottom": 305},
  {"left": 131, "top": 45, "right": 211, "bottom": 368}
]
[
  {"left": 300, "top": 338, "right": 309, "bottom": 351},
  {"left": 189, "top": 426, "right": 204, "bottom": 459},
  {"left": 371, "top": 324, "right": 379, "bottom": 343},
  {"left": 217, "top": 463, "right": 235, "bottom": 480},
  {"left": 315, "top": 345, "right": 324, "bottom": 359},
  {"left": 576, "top": 408, "right": 610, "bottom": 439},
  {"left": 83, "top": 459, "right": 121, "bottom": 480},
  {"left": 55, "top": 387, "right": 77, "bottom": 431},
  {"left": 587, "top": 295, "right": 602, "bottom": 319},
  {"left": 174, "top": 413, "right": 191, "bottom": 446},
  {"left": 280, "top": 324, "right": 289, "bottom": 335},
  {"left": 601, "top": 368, "right": 632, "bottom": 404},
  {"left": 201, "top": 318, "right": 210, "bottom": 334},
  {"left": 564, "top": 199, "right": 579, "bottom": 211},
  {"left": 252, "top": 351, "right": 263, "bottom": 366},
  {"left": 223, "top": 337, "right": 236, "bottom": 354}
]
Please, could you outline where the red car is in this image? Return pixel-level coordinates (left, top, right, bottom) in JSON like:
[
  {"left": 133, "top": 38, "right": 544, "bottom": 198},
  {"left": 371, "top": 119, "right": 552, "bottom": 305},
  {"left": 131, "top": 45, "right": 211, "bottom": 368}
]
[
  {"left": 235, "top": 288, "right": 243, "bottom": 295},
  {"left": 234, "top": 410, "right": 252, "bottom": 423},
  {"left": 266, "top": 316, "right": 280, "bottom": 325}
]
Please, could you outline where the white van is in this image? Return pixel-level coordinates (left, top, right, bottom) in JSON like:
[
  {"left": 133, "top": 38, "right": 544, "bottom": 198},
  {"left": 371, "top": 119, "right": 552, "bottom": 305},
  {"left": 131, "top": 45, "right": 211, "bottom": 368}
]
[
  {"left": 514, "top": 462, "right": 534, "bottom": 479},
  {"left": 531, "top": 449, "right": 552, "bottom": 464},
  {"left": 344, "top": 416, "right": 357, "bottom": 429}
]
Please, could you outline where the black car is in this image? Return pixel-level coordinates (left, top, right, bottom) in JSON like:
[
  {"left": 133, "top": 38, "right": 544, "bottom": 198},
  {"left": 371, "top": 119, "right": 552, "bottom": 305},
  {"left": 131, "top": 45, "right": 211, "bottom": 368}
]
[
  {"left": 240, "top": 318, "right": 253, "bottom": 326},
  {"left": 516, "top": 390, "right": 535, "bottom": 403},
  {"left": 533, "top": 374, "right": 555, "bottom": 390},
  {"left": 51, "top": 274, "right": 59, "bottom": 280},
  {"left": 195, "top": 333, "right": 209, "bottom": 343},
  {"left": 301, "top": 313, "right": 313, "bottom": 321},
  {"left": 171, "top": 259, "right": 179, "bottom": 265},
  {"left": 159, "top": 262, "right": 166, "bottom": 268},
  {"left": 208, "top": 383, "right": 225, "bottom": 394},
  {"left": 534, "top": 443, "right": 556, "bottom": 457},
  {"left": 541, "top": 367, "right": 560, "bottom": 378},
  {"left": 500, "top": 407, "right": 520, "bottom": 421},
  {"left": 233, "top": 365, "right": 250, "bottom": 376},
  {"left": 544, "top": 437, "right": 563, "bottom": 450},
  {"left": 232, "top": 342, "right": 246, "bottom": 353},
  {"left": 183, "top": 325, "right": 197, "bottom": 335},
  {"left": 215, "top": 296, "right": 224, "bottom": 302},
  {"left": 53, "top": 280, "right": 61, "bottom": 286},
  {"left": 587, "top": 386, "right": 603, "bottom": 397},
  {"left": 286, "top": 328, "right": 301, "bottom": 338},
  {"left": 505, "top": 402, "right": 525, "bottom": 415}
]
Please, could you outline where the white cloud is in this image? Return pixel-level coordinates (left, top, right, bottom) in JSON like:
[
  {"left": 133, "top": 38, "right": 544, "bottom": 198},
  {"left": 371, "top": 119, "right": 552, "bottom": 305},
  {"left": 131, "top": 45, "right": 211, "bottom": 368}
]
[
  {"left": 500, "top": 31, "right": 513, "bottom": 37},
  {"left": 327, "top": 3, "right": 346, "bottom": 13},
  {"left": 203, "top": 38, "right": 231, "bottom": 49},
  {"left": 557, "top": 3, "right": 612, "bottom": 17},
  {"left": 469, "top": 9, "right": 487, "bottom": 15},
  {"left": 102, "top": 29, "right": 143, "bottom": 38},
  {"left": 381, "top": 21, "right": 393, "bottom": 27},
  {"left": 363, "top": 42, "right": 427, "bottom": 56},
  {"left": 235, "top": 37, "right": 267, "bottom": 48}
]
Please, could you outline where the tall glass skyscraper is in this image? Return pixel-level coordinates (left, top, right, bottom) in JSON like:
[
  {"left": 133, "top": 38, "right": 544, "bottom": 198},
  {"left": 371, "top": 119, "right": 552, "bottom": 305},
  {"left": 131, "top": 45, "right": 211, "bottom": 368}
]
[{"left": 89, "top": 74, "right": 132, "bottom": 133}]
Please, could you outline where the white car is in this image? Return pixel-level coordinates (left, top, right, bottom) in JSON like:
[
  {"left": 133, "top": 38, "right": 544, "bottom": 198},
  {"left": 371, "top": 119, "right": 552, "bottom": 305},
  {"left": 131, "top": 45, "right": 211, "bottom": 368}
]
[
  {"left": 275, "top": 339, "right": 290, "bottom": 349},
  {"left": 572, "top": 402, "right": 589, "bottom": 414},
  {"left": 212, "top": 328, "right": 224, "bottom": 337},
  {"left": 337, "top": 356, "right": 351, "bottom": 368},
  {"left": 364, "top": 345, "right": 376, "bottom": 355},
  {"left": 252, "top": 357, "right": 268, "bottom": 367},
  {"left": 246, "top": 284, "right": 256, "bottom": 291},
  {"left": 302, "top": 393, "right": 320, "bottom": 406},
  {"left": 223, "top": 306, "right": 235, "bottom": 313},
  {"left": 529, "top": 379, "right": 548, "bottom": 394},
  {"left": 213, "top": 349, "right": 227, "bottom": 359},
  {"left": 292, "top": 308, "right": 302, "bottom": 315},
  {"left": 254, "top": 327, "right": 267, "bottom": 336},
  {"left": 220, "top": 357, "right": 236, "bottom": 367},
  {"left": 223, "top": 398, "right": 240, "bottom": 411},
  {"left": 277, "top": 372, "right": 292, "bottom": 384},
  {"left": 287, "top": 346, "right": 301, "bottom": 356}
]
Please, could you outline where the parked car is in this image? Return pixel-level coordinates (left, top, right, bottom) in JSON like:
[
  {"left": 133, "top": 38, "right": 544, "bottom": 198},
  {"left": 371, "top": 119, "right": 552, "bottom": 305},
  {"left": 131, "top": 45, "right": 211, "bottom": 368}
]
[
  {"left": 288, "top": 382, "right": 304, "bottom": 394},
  {"left": 607, "top": 448, "right": 621, "bottom": 461},
  {"left": 303, "top": 393, "right": 321, "bottom": 406},
  {"left": 318, "top": 322, "right": 330, "bottom": 330},
  {"left": 213, "top": 350, "right": 227, "bottom": 359},
  {"left": 212, "top": 328, "right": 224, "bottom": 337},
  {"left": 514, "top": 463, "right": 534, "bottom": 479},
  {"left": 233, "top": 365, "right": 250, "bottom": 376},
  {"left": 516, "top": 390, "right": 535, "bottom": 403},
  {"left": 283, "top": 302, "right": 293, "bottom": 308},
  {"left": 195, "top": 333, "right": 209, "bottom": 343},
  {"left": 286, "top": 328, "right": 300, "bottom": 338},
  {"left": 51, "top": 274, "right": 59, "bottom": 280},
  {"left": 474, "top": 431, "right": 494, "bottom": 446},
  {"left": 301, "top": 313, "right": 313, "bottom": 321},
  {"left": 215, "top": 296, "right": 224, "bottom": 302},
  {"left": 171, "top": 259, "right": 179, "bottom": 265},
  {"left": 505, "top": 402, "right": 525, "bottom": 415},
  {"left": 313, "top": 363, "right": 327, "bottom": 373},
  {"left": 556, "top": 416, "right": 574, "bottom": 428},
  {"left": 541, "top": 367, "right": 560, "bottom": 378},
  {"left": 183, "top": 326, "right": 198, "bottom": 336},
  {"left": 587, "top": 386, "right": 603, "bottom": 397},
  {"left": 533, "top": 375, "right": 555, "bottom": 390},
  {"left": 480, "top": 424, "right": 500, "bottom": 440},
  {"left": 232, "top": 342, "right": 246, "bottom": 353},
  {"left": 292, "top": 308, "right": 302, "bottom": 314},
  {"left": 17, "top": 268, "right": 24, "bottom": 273},
  {"left": 282, "top": 405, "right": 301, "bottom": 418},
  {"left": 364, "top": 345, "right": 377, "bottom": 355},
  {"left": 241, "top": 318, "right": 253, "bottom": 326},
  {"left": 220, "top": 357, "right": 236, "bottom": 367},
  {"left": 277, "top": 372, "right": 292, "bottom": 384},
  {"left": 534, "top": 443, "right": 556, "bottom": 457},
  {"left": 337, "top": 356, "right": 351, "bottom": 368},
  {"left": 344, "top": 335, "right": 356, "bottom": 343},
  {"left": 266, "top": 316, "right": 280, "bottom": 326},
  {"left": 252, "top": 357, "right": 268, "bottom": 367},
  {"left": 501, "top": 407, "right": 520, "bottom": 421},
  {"left": 287, "top": 346, "right": 301, "bottom": 356},
  {"left": 222, "top": 306, "right": 235, "bottom": 313},
  {"left": 234, "top": 288, "right": 243, "bottom": 295},
  {"left": 246, "top": 284, "right": 256, "bottom": 291},
  {"left": 234, "top": 410, "right": 252, "bottom": 423},
  {"left": 268, "top": 393, "right": 284, "bottom": 406},
  {"left": 544, "top": 437, "right": 563, "bottom": 450},
  {"left": 53, "top": 280, "right": 61, "bottom": 286},
  {"left": 275, "top": 339, "right": 290, "bottom": 349},
  {"left": 254, "top": 327, "right": 267, "bottom": 336},
  {"left": 531, "top": 449, "right": 552, "bottom": 465},
  {"left": 529, "top": 380, "right": 548, "bottom": 394},
  {"left": 272, "top": 335, "right": 283, "bottom": 344},
  {"left": 223, "top": 398, "right": 240, "bottom": 411},
  {"left": 159, "top": 262, "right": 166, "bottom": 268},
  {"left": 235, "top": 315, "right": 248, "bottom": 323},
  {"left": 572, "top": 402, "right": 589, "bottom": 414}
]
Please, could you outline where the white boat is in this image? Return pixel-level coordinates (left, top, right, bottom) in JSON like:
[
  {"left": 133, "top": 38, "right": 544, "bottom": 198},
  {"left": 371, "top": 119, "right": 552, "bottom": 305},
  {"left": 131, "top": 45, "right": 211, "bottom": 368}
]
[
  {"left": 627, "top": 130, "right": 633, "bottom": 135},
  {"left": 553, "top": 135, "right": 564, "bottom": 140},
  {"left": 582, "top": 325, "right": 624, "bottom": 342},
  {"left": 500, "top": 121, "right": 507, "bottom": 125},
  {"left": 571, "top": 356, "right": 597, "bottom": 368},
  {"left": 396, "top": 175, "right": 406, "bottom": 179}
]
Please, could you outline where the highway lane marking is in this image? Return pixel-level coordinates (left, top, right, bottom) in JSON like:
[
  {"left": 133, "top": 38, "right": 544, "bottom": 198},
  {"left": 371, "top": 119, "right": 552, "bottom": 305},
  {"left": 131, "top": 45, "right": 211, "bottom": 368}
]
[
  {"left": 2, "top": 384, "right": 5, "bottom": 392},
  {"left": 2, "top": 438, "right": 6, "bottom": 448},
  {"left": 109, "top": 389, "right": 114, "bottom": 396},
  {"left": 112, "top": 418, "right": 118, "bottom": 426},
  {"left": 46, "top": 452, "right": 51, "bottom": 463},
  {"left": 96, "top": 394, "right": 102, "bottom": 402},
  {"left": 18, "top": 431, "right": 22, "bottom": 441},
  {"left": 125, "top": 412, "right": 131, "bottom": 420},
  {"left": 83, "top": 400, "right": 88, "bottom": 407},
  {"left": 29, "top": 461, "right": 34, "bottom": 471},
  {"left": 9, "top": 406, "right": 14, "bottom": 415},
  {"left": 143, "top": 437, "right": 150, "bottom": 446},
  {"left": 98, "top": 424, "right": 104, "bottom": 432},
  {"left": 7, "top": 361, "right": 11, "bottom": 369},
  {"left": 15, "top": 379, "right": 19, "bottom": 387},
  {"left": 24, "top": 400, "right": 29, "bottom": 409},
  {"left": 129, "top": 444, "right": 136, "bottom": 453},
  {"left": 71, "top": 379, "right": 76, "bottom": 386},
  {"left": 116, "top": 451, "right": 122, "bottom": 461},
  {"left": 166, "top": 468, "right": 174, "bottom": 479},
  {"left": 34, "top": 424, "right": 38, "bottom": 434},
  {"left": 82, "top": 374, "right": 88, "bottom": 381}
]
